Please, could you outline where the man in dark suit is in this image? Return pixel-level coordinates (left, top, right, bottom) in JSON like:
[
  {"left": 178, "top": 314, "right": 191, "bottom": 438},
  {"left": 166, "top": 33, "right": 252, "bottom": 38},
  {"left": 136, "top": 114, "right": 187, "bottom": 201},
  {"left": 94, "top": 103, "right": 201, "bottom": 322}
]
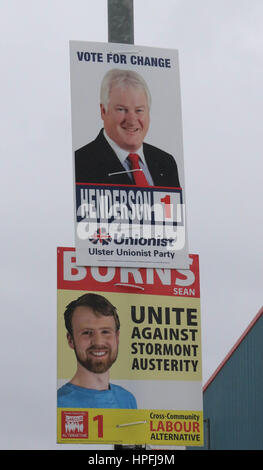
[{"left": 75, "top": 69, "right": 181, "bottom": 188}]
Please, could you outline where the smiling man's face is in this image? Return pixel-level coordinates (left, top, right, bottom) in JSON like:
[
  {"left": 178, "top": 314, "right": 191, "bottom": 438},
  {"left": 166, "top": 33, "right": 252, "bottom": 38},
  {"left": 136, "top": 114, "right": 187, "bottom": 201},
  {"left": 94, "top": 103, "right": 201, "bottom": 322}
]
[
  {"left": 67, "top": 306, "right": 119, "bottom": 374},
  {"left": 101, "top": 84, "right": 150, "bottom": 152}
]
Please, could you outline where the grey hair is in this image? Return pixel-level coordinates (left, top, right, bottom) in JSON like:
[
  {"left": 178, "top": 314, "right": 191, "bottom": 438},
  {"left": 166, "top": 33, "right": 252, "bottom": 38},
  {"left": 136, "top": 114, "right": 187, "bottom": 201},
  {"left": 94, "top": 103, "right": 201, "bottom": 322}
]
[{"left": 100, "top": 68, "right": 151, "bottom": 111}]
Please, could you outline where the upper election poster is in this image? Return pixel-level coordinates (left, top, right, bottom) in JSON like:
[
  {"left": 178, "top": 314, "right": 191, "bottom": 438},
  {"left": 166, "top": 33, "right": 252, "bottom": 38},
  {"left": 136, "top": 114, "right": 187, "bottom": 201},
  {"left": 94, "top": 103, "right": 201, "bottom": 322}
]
[
  {"left": 57, "top": 247, "right": 203, "bottom": 446},
  {"left": 70, "top": 41, "right": 190, "bottom": 269}
]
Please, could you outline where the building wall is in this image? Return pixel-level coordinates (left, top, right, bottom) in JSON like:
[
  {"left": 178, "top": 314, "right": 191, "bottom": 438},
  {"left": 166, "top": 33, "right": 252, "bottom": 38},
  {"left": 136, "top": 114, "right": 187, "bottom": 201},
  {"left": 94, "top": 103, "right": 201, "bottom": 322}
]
[{"left": 189, "top": 309, "right": 263, "bottom": 450}]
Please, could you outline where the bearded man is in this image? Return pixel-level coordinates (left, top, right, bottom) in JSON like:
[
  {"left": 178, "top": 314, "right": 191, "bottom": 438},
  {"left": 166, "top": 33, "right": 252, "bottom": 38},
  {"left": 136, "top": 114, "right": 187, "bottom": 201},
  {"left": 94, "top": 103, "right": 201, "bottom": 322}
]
[{"left": 57, "top": 293, "right": 137, "bottom": 409}]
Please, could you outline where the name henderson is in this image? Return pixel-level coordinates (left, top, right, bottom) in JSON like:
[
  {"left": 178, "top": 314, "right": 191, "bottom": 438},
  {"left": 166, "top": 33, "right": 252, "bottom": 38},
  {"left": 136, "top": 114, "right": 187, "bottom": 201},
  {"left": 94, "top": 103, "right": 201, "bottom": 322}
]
[{"left": 79, "top": 187, "right": 154, "bottom": 221}]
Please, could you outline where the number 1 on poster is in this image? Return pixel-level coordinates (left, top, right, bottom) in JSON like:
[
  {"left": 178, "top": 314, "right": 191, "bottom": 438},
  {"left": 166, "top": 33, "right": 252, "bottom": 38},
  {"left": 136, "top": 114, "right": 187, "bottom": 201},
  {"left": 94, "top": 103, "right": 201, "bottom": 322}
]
[
  {"left": 160, "top": 195, "right": 171, "bottom": 219},
  {"left": 93, "top": 414, "right": 103, "bottom": 438},
  {"left": 153, "top": 191, "right": 182, "bottom": 222}
]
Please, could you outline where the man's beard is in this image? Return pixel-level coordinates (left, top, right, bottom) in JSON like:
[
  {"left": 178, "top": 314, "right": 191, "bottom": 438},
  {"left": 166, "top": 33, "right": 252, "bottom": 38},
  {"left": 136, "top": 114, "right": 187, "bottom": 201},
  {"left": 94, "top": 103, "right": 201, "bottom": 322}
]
[{"left": 74, "top": 345, "right": 118, "bottom": 374}]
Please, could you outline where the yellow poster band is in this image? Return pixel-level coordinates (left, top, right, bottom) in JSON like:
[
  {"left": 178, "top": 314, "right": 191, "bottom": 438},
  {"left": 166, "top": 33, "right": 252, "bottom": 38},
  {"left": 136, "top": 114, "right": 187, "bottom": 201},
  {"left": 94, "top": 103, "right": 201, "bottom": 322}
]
[{"left": 57, "top": 408, "right": 203, "bottom": 446}]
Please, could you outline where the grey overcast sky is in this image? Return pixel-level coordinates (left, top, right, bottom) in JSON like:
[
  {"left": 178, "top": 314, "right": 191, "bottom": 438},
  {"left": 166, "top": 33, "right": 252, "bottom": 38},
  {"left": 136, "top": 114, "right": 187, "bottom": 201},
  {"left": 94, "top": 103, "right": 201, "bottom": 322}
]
[{"left": 0, "top": 0, "right": 262, "bottom": 450}]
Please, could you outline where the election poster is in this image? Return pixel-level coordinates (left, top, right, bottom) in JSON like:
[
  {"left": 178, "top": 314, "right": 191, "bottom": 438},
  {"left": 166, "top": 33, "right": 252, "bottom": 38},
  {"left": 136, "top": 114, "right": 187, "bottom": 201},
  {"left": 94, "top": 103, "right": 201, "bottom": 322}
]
[
  {"left": 57, "top": 247, "right": 203, "bottom": 446},
  {"left": 69, "top": 40, "right": 190, "bottom": 269}
]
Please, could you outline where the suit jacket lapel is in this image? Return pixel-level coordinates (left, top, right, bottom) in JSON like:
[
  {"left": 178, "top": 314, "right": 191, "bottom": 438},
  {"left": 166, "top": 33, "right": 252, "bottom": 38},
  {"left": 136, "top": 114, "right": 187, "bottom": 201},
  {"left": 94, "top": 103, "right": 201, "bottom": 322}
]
[
  {"left": 144, "top": 144, "right": 160, "bottom": 185},
  {"left": 96, "top": 130, "right": 132, "bottom": 184}
]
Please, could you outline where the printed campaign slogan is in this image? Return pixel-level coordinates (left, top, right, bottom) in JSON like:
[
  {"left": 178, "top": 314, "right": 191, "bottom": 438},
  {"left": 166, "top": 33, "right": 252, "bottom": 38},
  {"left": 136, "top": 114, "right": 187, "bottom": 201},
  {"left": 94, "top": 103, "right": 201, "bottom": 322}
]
[
  {"left": 69, "top": 41, "right": 189, "bottom": 269},
  {"left": 57, "top": 247, "right": 203, "bottom": 446}
]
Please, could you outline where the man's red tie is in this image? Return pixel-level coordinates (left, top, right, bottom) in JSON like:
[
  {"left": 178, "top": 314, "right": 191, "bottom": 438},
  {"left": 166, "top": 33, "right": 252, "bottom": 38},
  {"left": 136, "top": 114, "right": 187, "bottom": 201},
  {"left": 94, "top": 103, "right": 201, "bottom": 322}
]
[{"left": 127, "top": 153, "right": 149, "bottom": 186}]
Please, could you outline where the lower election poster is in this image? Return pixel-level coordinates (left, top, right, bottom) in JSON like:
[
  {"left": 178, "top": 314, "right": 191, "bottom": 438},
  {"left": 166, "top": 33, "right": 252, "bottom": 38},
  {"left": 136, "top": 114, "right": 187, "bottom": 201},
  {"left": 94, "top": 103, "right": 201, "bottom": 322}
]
[{"left": 57, "top": 247, "right": 203, "bottom": 446}]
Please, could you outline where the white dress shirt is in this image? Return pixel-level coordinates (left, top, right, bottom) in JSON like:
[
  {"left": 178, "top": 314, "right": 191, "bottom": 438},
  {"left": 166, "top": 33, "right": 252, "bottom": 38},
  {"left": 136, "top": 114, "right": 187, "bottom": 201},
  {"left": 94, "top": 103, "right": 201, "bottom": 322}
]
[{"left": 103, "top": 130, "right": 154, "bottom": 185}]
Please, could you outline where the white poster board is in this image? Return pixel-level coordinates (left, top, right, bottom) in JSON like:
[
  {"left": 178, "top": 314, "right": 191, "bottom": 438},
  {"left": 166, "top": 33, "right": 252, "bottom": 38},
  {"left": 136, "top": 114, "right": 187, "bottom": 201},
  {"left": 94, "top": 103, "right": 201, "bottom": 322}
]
[{"left": 69, "top": 41, "right": 189, "bottom": 269}]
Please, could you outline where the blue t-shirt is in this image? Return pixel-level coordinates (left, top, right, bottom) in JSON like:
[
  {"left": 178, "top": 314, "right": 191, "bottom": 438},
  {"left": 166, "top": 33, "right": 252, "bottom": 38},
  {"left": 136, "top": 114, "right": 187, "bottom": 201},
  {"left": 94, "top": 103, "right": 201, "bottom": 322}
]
[{"left": 57, "top": 382, "right": 137, "bottom": 409}]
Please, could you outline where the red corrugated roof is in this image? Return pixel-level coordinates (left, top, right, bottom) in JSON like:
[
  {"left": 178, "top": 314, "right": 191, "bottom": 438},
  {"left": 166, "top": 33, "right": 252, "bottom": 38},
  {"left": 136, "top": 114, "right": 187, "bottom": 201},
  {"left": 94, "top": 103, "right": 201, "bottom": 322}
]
[{"left": 203, "top": 306, "right": 263, "bottom": 392}]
